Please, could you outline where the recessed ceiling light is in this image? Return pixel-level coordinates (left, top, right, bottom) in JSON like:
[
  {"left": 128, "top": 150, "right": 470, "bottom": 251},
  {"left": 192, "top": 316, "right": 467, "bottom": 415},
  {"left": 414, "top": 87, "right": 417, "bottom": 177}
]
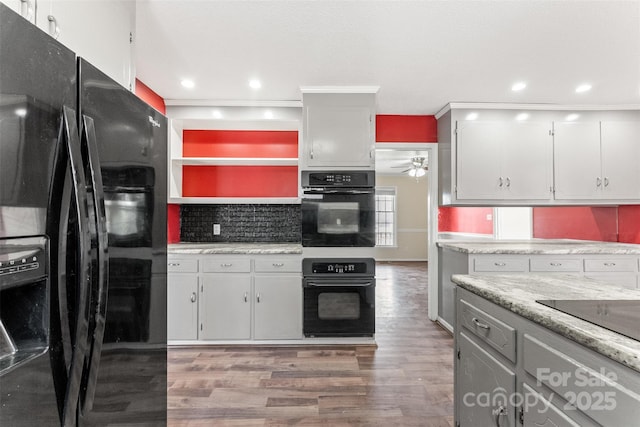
[
  {"left": 264, "top": 110, "right": 274, "bottom": 119},
  {"left": 566, "top": 113, "right": 580, "bottom": 121},
  {"left": 212, "top": 110, "right": 223, "bottom": 119},
  {"left": 15, "top": 108, "right": 27, "bottom": 117},
  {"left": 516, "top": 113, "right": 529, "bottom": 121},
  {"left": 511, "top": 82, "right": 527, "bottom": 92},
  {"left": 575, "top": 83, "right": 592, "bottom": 93},
  {"left": 249, "top": 79, "right": 262, "bottom": 89},
  {"left": 465, "top": 112, "right": 479, "bottom": 121},
  {"left": 180, "top": 79, "right": 195, "bottom": 89}
]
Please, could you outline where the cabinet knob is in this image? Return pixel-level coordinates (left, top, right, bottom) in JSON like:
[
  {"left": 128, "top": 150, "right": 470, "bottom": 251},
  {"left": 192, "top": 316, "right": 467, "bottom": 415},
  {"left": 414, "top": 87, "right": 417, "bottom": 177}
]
[{"left": 190, "top": 292, "right": 197, "bottom": 303}]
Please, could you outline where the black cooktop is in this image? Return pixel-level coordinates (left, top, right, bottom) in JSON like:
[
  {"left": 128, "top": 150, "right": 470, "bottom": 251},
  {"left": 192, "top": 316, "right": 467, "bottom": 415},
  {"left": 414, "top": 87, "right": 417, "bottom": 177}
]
[{"left": 536, "top": 300, "right": 640, "bottom": 342}]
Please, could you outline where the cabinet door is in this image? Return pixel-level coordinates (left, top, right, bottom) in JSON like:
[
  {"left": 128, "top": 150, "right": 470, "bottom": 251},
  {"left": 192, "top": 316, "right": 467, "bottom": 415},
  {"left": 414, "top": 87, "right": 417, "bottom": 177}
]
[
  {"left": 600, "top": 121, "right": 640, "bottom": 200},
  {"left": 501, "top": 121, "right": 553, "bottom": 200},
  {"left": 199, "top": 275, "right": 251, "bottom": 340},
  {"left": 521, "top": 383, "right": 582, "bottom": 427},
  {"left": 305, "top": 105, "right": 373, "bottom": 167},
  {"left": 456, "top": 121, "right": 503, "bottom": 200},
  {"left": 553, "top": 122, "right": 602, "bottom": 200},
  {"left": 167, "top": 274, "right": 199, "bottom": 340},
  {"left": 457, "top": 332, "right": 516, "bottom": 427},
  {"left": 254, "top": 275, "right": 302, "bottom": 340}
]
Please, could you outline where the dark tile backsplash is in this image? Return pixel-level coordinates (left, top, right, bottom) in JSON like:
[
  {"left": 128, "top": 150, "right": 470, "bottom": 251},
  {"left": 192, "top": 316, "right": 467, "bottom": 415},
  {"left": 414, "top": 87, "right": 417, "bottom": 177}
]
[{"left": 180, "top": 204, "right": 301, "bottom": 243}]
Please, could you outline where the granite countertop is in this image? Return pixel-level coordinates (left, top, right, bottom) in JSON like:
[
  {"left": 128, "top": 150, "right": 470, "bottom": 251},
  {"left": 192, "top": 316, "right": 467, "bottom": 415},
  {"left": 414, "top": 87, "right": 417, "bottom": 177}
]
[
  {"left": 438, "top": 239, "right": 640, "bottom": 255},
  {"left": 451, "top": 273, "right": 640, "bottom": 373},
  {"left": 168, "top": 242, "right": 303, "bottom": 255}
]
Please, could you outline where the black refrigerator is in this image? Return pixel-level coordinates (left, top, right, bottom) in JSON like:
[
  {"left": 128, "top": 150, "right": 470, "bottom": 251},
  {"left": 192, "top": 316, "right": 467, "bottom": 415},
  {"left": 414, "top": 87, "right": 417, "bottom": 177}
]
[{"left": 0, "top": 4, "right": 167, "bottom": 426}]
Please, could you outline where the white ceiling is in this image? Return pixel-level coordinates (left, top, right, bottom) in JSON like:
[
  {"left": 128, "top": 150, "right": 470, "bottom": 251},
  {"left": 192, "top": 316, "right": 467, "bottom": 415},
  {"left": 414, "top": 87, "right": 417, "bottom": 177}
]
[{"left": 135, "top": 0, "right": 640, "bottom": 115}]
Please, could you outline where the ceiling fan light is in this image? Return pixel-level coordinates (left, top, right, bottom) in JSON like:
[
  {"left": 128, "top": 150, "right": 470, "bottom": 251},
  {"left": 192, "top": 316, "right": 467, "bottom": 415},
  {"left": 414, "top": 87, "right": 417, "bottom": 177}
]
[
  {"left": 416, "top": 168, "right": 426, "bottom": 177},
  {"left": 408, "top": 168, "right": 417, "bottom": 177}
]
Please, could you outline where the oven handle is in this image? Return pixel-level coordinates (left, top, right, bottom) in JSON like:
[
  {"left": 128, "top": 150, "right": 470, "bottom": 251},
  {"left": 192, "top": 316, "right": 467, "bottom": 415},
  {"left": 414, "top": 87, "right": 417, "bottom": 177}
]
[{"left": 304, "top": 280, "right": 375, "bottom": 288}]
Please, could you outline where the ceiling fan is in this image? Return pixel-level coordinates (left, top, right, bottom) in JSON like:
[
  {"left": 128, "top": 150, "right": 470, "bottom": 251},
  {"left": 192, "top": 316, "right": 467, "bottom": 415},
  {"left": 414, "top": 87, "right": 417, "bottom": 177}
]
[{"left": 395, "top": 156, "right": 428, "bottom": 177}]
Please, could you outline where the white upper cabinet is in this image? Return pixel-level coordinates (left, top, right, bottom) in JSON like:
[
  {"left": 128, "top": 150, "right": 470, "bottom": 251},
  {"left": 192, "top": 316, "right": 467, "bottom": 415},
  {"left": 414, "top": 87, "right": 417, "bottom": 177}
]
[
  {"left": 438, "top": 104, "right": 640, "bottom": 206},
  {"left": 301, "top": 87, "right": 378, "bottom": 169},
  {"left": 3, "top": 0, "right": 135, "bottom": 90},
  {"left": 554, "top": 121, "right": 640, "bottom": 201},
  {"left": 456, "top": 120, "right": 553, "bottom": 202}
]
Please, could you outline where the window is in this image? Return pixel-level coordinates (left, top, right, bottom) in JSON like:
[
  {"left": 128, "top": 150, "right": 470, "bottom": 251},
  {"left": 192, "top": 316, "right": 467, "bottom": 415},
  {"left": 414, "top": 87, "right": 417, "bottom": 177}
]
[{"left": 375, "top": 187, "right": 396, "bottom": 247}]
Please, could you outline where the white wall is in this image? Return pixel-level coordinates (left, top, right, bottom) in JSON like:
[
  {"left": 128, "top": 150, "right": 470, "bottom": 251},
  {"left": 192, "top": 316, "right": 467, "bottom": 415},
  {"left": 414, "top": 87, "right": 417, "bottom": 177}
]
[{"left": 375, "top": 174, "right": 428, "bottom": 261}]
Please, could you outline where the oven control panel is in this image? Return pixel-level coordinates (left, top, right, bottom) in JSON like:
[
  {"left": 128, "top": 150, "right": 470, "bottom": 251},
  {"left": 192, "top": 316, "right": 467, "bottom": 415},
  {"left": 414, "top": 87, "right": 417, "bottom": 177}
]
[
  {"left": 302, "top": 171, "right": 375, "bottom": 188},
  {"left": 303, "top": 258, "right": 375, "bottom": 276}
]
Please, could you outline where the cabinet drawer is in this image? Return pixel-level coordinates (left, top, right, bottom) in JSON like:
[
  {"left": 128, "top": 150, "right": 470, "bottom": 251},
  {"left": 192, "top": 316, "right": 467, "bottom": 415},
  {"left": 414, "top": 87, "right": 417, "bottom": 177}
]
[
  {"left": 473, "top": 256, "right": 529, "bottom": 272},
  {"left": 202, "top": 258, "right": 251, "bottom": 273},
  {"left": 254, "top": 257, "right": 301, "bottom": 273},
  {"left": 584, "top": 258, "right": 637, "bottom": 272},
  {"left": 458, "top": 299, "right": 516, "bottom": 362},
  {"left": 530, "top": 258, "right": 582, "bottom": 272},
  {"left": 523, "top": 334, "right": 640, "bottom": 427},
  {"left": 522, "top": 383, "right": 581, "bottom": 427},
  {"left": 167, "top": 258, "right": 198, "bottom": 273}
]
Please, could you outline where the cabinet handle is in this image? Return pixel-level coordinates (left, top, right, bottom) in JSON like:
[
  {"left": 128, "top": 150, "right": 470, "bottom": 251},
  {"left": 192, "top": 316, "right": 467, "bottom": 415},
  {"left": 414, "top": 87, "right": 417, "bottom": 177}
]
[
  {"left": 492, "top": 405, "right": 507, "bottom": 427},
  {"left": 190, "top": 292, "right": 196, "bottom": 303},
  {"left": 603, "top": 262, "right": 616, "bottom": 267},
  {"left": 550, "top": 262, "right": 562, "bottom": 267},
  {"left": 256, "top": 293, "right": 261, "bottom": 303},
  {"left": 604, "top": 177, "right": 609, "bottom": 187},
  {"left": 47, "top": 15, "right": 60, "bottom": 40},
  {"left": 505, "top": 177, "right": 511, "bottom": 188},
  {"left": 310, "top": 150, "right": 314, "bottom": 159},
  {"left": 20, "top": 0, "right": 34, "bottom": 22},
  {"left": 494, "top": 262, "right": 506, "bottom": 267},
  {"left": 596, "top": 177, "right": 602, "bottom": 187},
  {"left": 472, "top": 317, "right": 490, "bottom": 330},
  {"left": 243, "top": 292, "right": 248, "bottom": 303},
  {"left": 498, "top": 177, "right": 504, "bottom": 187},
  {"left": 168, "top": 262, "right": 181, "bottom": 267},
  {"left": 272, "top": 263, "right": 285, "bottom": 267},
  {"left": 221, "top": 263, "right": 233, "bottom": 267}
]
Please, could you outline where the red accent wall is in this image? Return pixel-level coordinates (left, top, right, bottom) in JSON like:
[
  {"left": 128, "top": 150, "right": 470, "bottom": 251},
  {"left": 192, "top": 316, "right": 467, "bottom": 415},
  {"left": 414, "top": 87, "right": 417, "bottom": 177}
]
[
  {"left": 532, "top": 207, "right": 618, "bottom": 242},
  {"left": 182, "top": 166, "right": 298, "bottom": 198},
  {"left": 376, "top": 115, "right": 437, "bottom": 142},
  {"left": 618, "top": 206, "right": 640, "bottom": 243},
  {"left": 134, "top": 79, "right": 166, "bottom": 114},
  {"left": 438, "top": 207, "right": 494, "bottom": 235},
  {"left": 183, "top": 130, "right": 298, "bottom": 158},
  {"left": 167, "top": 204, "right": 180, "bottom": 243}
]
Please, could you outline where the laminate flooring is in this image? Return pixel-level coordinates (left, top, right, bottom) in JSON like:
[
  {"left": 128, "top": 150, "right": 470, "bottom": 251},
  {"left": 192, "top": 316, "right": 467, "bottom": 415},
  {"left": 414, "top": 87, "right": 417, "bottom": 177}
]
[{"left": 168, "top": 262, "right": 454, "bottom": 426}]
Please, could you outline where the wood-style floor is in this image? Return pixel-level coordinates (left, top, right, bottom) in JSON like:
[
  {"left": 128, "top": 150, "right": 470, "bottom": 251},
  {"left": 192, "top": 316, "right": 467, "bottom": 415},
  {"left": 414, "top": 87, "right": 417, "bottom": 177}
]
[{"left": 167, "top": 262, "right": 454, "bottom": 426}]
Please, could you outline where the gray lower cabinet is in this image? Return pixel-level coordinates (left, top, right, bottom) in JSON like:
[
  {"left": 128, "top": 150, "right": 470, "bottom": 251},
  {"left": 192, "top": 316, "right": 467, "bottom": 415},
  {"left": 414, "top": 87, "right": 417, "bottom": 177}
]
[
  {"left": 168, "top": 254, "right": 302, "bottom": 341},
  {"left": 455, "top": 288, "right": 640, "bottom": 427},
  {"left": 199, "top": 274, "right": 252, "bottom": 340}
]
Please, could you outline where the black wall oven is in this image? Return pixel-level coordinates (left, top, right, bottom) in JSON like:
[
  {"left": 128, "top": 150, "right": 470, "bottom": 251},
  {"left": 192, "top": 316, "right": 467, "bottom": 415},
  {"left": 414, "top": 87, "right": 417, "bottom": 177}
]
[
  {"left": 303, "top": 258, "right": 375, "bottom": 337},
  {"left": 301, "top": 171, "right": 375, "bottom": 247}
]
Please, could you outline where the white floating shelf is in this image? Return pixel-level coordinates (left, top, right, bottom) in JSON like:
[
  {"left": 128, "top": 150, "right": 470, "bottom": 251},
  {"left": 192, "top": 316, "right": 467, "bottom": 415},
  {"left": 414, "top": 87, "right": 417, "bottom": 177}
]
[
  {"left": 172, "top": 157, "right": 298, "bottom": 166},
  {"left": 168, "top": 197, "right": 301, "bottom": 205}
]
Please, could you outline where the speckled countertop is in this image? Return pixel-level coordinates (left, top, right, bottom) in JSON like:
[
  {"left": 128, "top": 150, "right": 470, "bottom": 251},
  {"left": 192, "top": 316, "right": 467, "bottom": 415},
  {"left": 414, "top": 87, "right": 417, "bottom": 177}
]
[
  {"left": 451, "top": 273, "right": 640, "bottom": 373},
  {"left": 168, "top": 242, "right": 302, "bottom": 255},
  {"left": 438, "top": 239, "right": 640, "bottom": 255}
]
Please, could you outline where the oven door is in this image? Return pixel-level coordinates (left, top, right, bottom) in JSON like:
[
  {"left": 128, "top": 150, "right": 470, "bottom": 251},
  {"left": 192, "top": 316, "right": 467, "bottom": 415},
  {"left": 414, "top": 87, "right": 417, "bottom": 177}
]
[
  {"left": 301, "top": 189, "right": 375, "bottom": 247},
  {"left": 303, "top": 278, "right": 375, "bottom": 337}
]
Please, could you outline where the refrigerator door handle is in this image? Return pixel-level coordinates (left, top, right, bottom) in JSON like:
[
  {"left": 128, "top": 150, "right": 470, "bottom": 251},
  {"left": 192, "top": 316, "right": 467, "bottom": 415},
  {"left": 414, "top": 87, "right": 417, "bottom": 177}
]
[
  {"left": 78, "top": 114, "right": 109, "bottom": 414},
  {"left": 60, "top": 106, "right": 93, "bottom": 427}
]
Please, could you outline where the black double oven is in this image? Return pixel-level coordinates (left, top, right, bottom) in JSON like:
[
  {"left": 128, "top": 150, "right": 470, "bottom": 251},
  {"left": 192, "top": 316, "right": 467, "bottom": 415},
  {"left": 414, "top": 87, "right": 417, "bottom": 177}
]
[{"left": 301, "top": 171, "right": 376, "bottom": 338}]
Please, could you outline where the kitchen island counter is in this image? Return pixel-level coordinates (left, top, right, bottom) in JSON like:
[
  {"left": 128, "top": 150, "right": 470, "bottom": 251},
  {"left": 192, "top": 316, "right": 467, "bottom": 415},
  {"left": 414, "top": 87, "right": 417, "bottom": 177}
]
[
  {"left": 451, "top": 273, "right": 640, "bottom": 373},
  {"left": 168, "top": 242, "right": 303, "bottom": 255}
]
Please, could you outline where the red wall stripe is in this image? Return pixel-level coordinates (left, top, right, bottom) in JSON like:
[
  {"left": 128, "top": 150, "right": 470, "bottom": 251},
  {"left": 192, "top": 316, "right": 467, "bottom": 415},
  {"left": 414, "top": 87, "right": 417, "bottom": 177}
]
[
  {"left": 183, "top": 130, "right": 298, "bottom": 158},
  {"left": 167, "top": 204, "right": 180, "bottom": 243},
  {"left": 135, "top": 79, "right": 166, "bottom": 115},
  {"left": 182, "top": 166, "right": 298, "bottom": 198},
  {"left": 438, "top": 207, "right": 494, "bottom": 235},
  {"left": 532, "top": 207, "right": 618, "bottom": 242},
  {"left": 376, "top": 115, "right": 437, "bottom": 142}
]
